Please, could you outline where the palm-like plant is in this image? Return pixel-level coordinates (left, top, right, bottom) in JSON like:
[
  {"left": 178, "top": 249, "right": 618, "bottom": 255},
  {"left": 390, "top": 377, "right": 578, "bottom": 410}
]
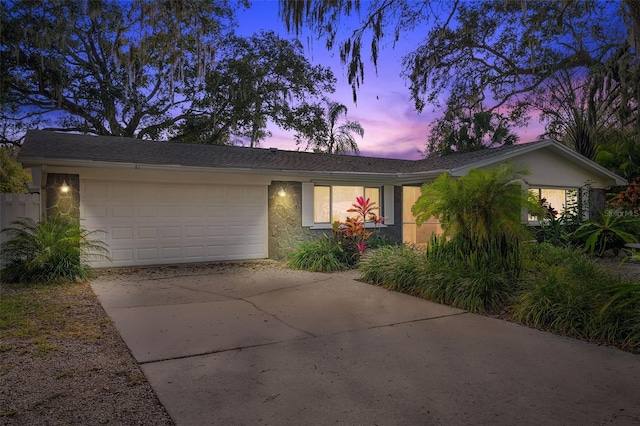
[
  {"left": 306, "top": 99, "right": 364, "bottom": 154},
  {"left": 0, "top": 214, "right": 108, "bottom": 284},
  {"left": 571, "top": 211, "right": 639, "bottom": 256},
  {"left": 411, "top": 163, "right": 543, "bottom": 244}
]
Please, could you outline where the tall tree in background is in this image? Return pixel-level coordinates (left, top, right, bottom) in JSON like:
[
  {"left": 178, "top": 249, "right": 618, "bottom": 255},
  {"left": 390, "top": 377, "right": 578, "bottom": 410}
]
[
  {"left": 427, "top": 109, "right": 518, "bottom": 156},
  {"left": 281, "top": 0, "right": 638, "bottom": 157},
  {"left": 594, "top": 129, "right": 640, "bottom": 180},
  {"left": 1, "top": 0, "right": 242, "bottom": 143},
  {"left": 1, "top": 1, "right": 337, "bottom": 148},
  {"left": 173, "top": 31, "right": 335, "bottom": 147},
  {"left": 532, "top": 68, "right": 629, "bottom": 160},
  {"left": 297, "top": 99, "right": 364, "bottom": 154}
]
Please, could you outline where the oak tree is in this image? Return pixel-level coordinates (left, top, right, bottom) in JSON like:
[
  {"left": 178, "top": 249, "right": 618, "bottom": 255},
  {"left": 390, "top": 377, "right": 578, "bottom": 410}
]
[
  {"left": 1, "top": 0, "right": 244, "bottom": 143},
  {"left": 173, "top": 31, "right": 336, "bottom": 147}
]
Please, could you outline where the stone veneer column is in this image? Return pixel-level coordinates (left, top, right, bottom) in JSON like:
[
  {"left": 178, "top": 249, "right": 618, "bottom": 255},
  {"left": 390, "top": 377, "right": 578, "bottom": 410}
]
[
  {"left": 268, "top": 181, "right": 318, "bottom": 260},
  {"left": 588, "top": 188, "right": 606, "bottom": 221},
  {"left": 45, "top": 173, "right": 80, "bottom": 219}
]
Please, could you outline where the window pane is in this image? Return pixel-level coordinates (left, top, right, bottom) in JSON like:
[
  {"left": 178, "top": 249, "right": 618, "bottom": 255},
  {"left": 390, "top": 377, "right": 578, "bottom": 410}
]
[
  {"left": 314, "top": 186, "right": 330, "bottom": 223},
  {"left": 403, "top": 223, "right": 442, "bottom": 246},
  {"left": 365, "top": 187, "right": 380, "bottom": 215},
  {"left": 529, "top": 188, "right": 575, "bottom": 221},
  {"left": 540, "top": 189, "right": 568, "bottom": 215},
  {"left": 403, "top": 186, "right": 422, "bottom": 222},
  {"left": 528, "top": 189, "right": 541, "bottom": 221},
  {"left": 332, "top": 186, "right": 362, "bottom": 222}
]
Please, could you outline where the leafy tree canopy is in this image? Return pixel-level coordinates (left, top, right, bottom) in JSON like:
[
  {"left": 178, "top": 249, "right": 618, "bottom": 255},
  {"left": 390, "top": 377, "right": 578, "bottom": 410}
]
[
  {"left": 281, "top": 0, "right": 639, "bottom": 155},
  {"left": 427, "top": 109, "right": 518, "bottom": 156},
  {"left": 1, "top": 0, "right": 241, "bottom": 142},
  {"left": 173, "top": 31, "right": 336, "bottom": 147},
  {"left": 0, "top": 146, "right": 31, "bottom": 193},
  {"left": 1, "top": 1, "right": 336, "bottom": 147}
]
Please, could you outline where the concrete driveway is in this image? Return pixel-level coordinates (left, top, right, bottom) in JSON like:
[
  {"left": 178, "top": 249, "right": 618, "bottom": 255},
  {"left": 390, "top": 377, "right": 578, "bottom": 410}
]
[{"left": 91, "top": 261, "right": 640, "bottom": 426}]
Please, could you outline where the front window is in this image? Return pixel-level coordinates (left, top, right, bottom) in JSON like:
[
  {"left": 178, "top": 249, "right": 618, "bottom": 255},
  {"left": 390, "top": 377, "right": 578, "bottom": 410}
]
[
  {"left": 313, "top": 185, "right": 381, "bottom": 223},
  {"left": 529, "top": 188, "right": 578, "bottom": 220},
  {"left": 402, "top": 186, "right": 443, "bottom": 246}
]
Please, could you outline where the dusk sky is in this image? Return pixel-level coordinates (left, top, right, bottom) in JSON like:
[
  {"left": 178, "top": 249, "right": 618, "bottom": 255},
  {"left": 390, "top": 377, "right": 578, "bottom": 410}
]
[{"left": 236, "top": 1, "right": 547, "bottom": 160}]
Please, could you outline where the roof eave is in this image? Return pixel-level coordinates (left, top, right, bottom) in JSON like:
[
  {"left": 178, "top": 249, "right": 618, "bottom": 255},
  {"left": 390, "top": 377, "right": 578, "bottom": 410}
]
[{"left": 18, "top": 156, "right": 409, "bottom": 184}]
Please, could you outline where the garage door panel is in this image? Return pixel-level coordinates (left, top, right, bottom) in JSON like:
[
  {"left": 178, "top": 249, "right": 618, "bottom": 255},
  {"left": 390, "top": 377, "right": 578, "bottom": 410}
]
[
  {"left": 112, "top": 248, "right": 134, "bottom": 262},
  {"left": 112, "top": 205, "right": 134, "bottom": 219},
  {"left": 226, "top": 206, "right": 247, "bottom": 217},
  {"left": 184, "top": 246, "right": 204, "bottom": 258},
  {"left": 206, "top": 206, "right": 225, "bottom": 217},
  {"left": 160, "top": 206, "right": 181, "bottom": 218},
  {"left": 161, "top": 226, "right": 182, "bottom": 238},
  {"left": 111, "top": 227, "right": 133, "bottom": 240},
  {"left": 161, "top": 247, "right": 181, "bottom": 260},
  {"left": 185, "top": 226, "right": 204, "bottom": 238},
  {"left": 138, "top": 247, "right": 160, "bottom": 261},
  {"left": 137, "top": 206, "right": 158, "bottom": 218},
  {"left": 184, "top": 206, "right": 206, "bottom": 217},
  {"left": 82, "top": 181, "right": 267, "bottom": 266},
  {"left": 138, "top": 227, "right": 158, "bottom": 239}
]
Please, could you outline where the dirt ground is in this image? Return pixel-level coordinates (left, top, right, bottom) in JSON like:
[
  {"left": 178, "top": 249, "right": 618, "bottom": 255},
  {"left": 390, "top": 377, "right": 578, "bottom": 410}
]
[{"left": 0, "top": 279, "right": 177, "bottom": 425}]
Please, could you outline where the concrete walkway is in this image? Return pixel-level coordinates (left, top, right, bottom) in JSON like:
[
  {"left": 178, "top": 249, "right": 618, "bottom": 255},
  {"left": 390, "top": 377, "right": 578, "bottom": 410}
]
[{"left": 91, "top": 262, "right": 640, "bottom": 426}]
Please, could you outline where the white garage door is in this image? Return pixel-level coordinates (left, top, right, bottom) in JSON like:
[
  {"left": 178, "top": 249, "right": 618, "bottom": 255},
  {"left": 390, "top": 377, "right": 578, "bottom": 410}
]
[{"left": 81, "top": 180, "right": 268, "bottom": 267}]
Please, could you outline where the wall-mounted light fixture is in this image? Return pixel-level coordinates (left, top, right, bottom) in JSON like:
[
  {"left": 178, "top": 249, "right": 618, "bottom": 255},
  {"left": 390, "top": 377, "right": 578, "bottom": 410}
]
[
  {"left": 60, "top": 180, "right": 70, "bottom": 194},
  {"left": 277, "top": 187, "right": 286, "bottom": 197}
]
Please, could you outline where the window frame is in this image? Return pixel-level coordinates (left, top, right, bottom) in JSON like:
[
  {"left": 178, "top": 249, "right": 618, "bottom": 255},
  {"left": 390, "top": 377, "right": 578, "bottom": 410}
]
[
  {"left": 302, "top": 183, "right": 394, "bottom": 229},
  {"left": 527, "top": 187, "right": 580, "bottom": 224}
]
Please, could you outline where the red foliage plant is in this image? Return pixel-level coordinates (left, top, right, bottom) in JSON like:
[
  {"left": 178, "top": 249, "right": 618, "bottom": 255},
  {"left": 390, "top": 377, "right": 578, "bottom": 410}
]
[{"left": 609, "top": 177, "right": 640, "bottom": 214}]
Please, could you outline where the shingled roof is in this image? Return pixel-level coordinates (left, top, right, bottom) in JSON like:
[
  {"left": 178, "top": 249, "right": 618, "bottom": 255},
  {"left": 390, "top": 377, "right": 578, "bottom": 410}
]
[{"left": 19, "top": 130, "right": 550, "bottom": 176}]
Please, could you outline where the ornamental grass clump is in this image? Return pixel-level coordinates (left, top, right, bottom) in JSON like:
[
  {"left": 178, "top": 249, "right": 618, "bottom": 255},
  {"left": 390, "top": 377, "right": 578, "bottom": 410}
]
[
  {"left": 513, "top": 244, "right": 640, "bottom": 351},
  {"left": 286, "top": 236, "right": 355, "bottom": 272},
  {"left": 417, "top": 236, "right": 519, "bottom": 313},
  {"left": 0, "top": 214, "right": 107, "bottom": 285},
  {"left": 359, "top": 244, "right": 424, "bottom": 293}
]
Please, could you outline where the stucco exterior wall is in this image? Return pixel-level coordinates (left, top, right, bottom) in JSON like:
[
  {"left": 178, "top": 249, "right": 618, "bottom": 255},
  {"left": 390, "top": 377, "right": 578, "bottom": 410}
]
[{"left": 486, "top": 150, "right": 613, "bottom": 189}]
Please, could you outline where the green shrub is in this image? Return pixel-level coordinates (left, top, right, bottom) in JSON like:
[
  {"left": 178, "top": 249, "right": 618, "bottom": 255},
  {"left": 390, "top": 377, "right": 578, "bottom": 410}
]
[
  {"left": 365, "top": 233, "right": 397, "bottom": 250},
  {"left": 418, "top": 237, "right": 518, "bottom": 313},
  {"left": 0, "top": 215, "right": 107, "bottom": 284},
  {"left": 522, "top": 243, "right": 584, "bottom": 270},
  {"left": 360, "top": 237, "right": 520, "bottom": 313},
  {"left": 287, "top": 236, "right": 355, "bottom": 272},
  {"left": 359, "top": 245, "right": 424, "bottom": 293},
  {"left": 514, "top": 248, "right": 640, "bottom": 350}
]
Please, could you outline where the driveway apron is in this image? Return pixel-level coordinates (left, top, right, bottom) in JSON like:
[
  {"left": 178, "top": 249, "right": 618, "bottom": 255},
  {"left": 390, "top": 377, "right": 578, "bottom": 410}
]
[{"left": 91, "top": 262, "right": 640, "bottom": 426}]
